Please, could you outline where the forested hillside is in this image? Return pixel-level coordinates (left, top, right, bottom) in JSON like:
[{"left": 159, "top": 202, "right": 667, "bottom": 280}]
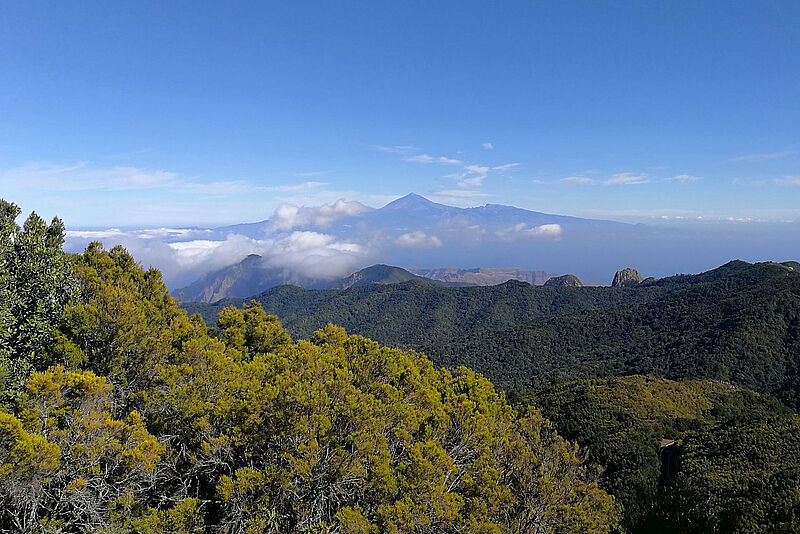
[
  {"left": 533, "top": 376, "right": 800, "bottom": 534},
  {"left": 184, "top": 280, "right": 666, "bottom": 348},
  {"left": 185, "top": 260, "right": 800, "bottom": 410},
  {"left": 428, "top": 260, "right": 800, "bottom": 408}
]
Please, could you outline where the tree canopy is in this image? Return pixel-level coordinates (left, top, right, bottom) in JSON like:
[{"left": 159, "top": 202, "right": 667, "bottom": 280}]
[{"left": 0, "top": 204, "right": 619, "bottom": 532}]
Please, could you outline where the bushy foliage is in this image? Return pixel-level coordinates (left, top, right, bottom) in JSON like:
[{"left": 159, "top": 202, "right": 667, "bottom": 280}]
[
  {"left": 533, "top": 376, "right": 800, "bottom": 533},
  {"left": 670, "top": 411, "right": 800, "bottom": 533},
  {"left": 141, "top": 324, "right": 618, "bottom": 533},
  {"left": 0, "top": 367, "right": 162, "bottom": 532},
  {"left": 0, "top": 199, "right": 75, "bottom": 403},
  {"left": 0, "top": 209, "right": 619, "bottom": 532}
]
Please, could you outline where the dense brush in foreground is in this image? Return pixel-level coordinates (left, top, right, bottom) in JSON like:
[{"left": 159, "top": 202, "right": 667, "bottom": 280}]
[
  {"left": 533, "top": 376, "right": 800, "bottom": 534},
  {"left": 0, "top": 199, "right": 617, "bottom": 533}
]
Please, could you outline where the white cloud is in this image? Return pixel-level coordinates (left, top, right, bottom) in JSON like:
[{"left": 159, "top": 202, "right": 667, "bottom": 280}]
[
  {"left": 372, "top": 145, "right": 416, "bottom": 154},
  {"left": 269, "top": 199, "right": 372, "bottom": 230},
  {"left": 497, "top": 223, "right": 563, "bottom": 241},
  {"left": 395, "top": 231, "right": 443, "bottom": 248},
  {"left": 465, "top": 164, "right": 490, "bottom": 176},
  {"left": 406, "top": 154, "right": 436, "bottom": 163},
  {"left": 431, "top": 189, "right": 490, "bottom": 198},
  {"left": 264, "top": 231, "right": 368, "bottom": 280},
  {"left": 184, "top": 180, "right": 257, "bottom": 194},
  {"left": 266, "top": 181, "right": 329, "bottom": 192},
  {"left": 671, "top": 174, "right": 702, "bottom": 183},
  {"left": 66, "top": 227, "right": 209, "bottom": 241},
  {"left": 733, "top": 149, "right": 795, "bottom": 162},
  {"left": 604, "top": 173, "right": 650, "bottom": 185},
  {"left": 459, "top": 175, "right": 485, "bottom": 187},
  {"left": 0, "top": 162, "right": 179, "bottom": 192},
  {"left": 378, "top": 144, "right": 517, "bottom": 189},
  {"left": 66, "top": 228, "right": 370, "bottom": 289},
  {"left": 187, "top": 180, "right": 329, "bottom": 195},
  {"left": 0, "top": 162, "right": 334, "bottom": 200},
  {"left": 65, "top": 229, "right": 126, "bottom": 240},
  {"left": 775, "top": 175, "right": 800, "bottom": 185},
  {"left": 492, "top": 163, "right": 519, "bottom": 172},
  {"left": 406, "top": 154, "right": 462, "bottom": 165}
]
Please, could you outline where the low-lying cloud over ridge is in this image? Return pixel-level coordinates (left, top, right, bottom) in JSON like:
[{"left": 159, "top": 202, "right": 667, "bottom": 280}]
[{"left": 497, "top": 223, "right": 563, "bottom": 241}]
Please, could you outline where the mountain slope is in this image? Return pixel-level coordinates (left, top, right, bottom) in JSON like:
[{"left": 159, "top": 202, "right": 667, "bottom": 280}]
[
  {"left": 531, "top": 376, "right": 800, "bottom": 533},
  {"left": 328, "top": 264, "right": 464, "bottom": 289},
  {"left": 409, "top": 266, "right": 557, "bottom": 286},
  {"left": 177, "top": 261, "right": 470, "bottom": 303},
  {"left": 184, "top": 278, "right": 667, "bottom": 349},
  {"left": 183, "top": 259, "right": 800, "bottom": 409},
  {"left": 174, "top": 254, "right": 329, "bottom": 302},
  {"left": 426, "top": 261, "right": 800, "bottom": 408}
]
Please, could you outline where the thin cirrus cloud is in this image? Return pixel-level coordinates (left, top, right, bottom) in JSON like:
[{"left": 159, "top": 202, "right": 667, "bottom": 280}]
[
  {"left": 374, "top": 144, "right": 518, "bottom": 189},
  {"left": 0, "top": 162, "right": 179, "bottom": 192},
  {"left": 492, "top": 163, "right": 519, "bottom": 172},
  {"left": 603, "top": 173, "right": 650, "bottom": 185},
  {"left": 0, "top": 162, "right": 330, "bottom": 197},
  {"left": 732, "top": 149, "right": 796, "bottom": 162},
  {"left": 371, "top": 145, "right": 417, "bottom": 154},
  {"left": 187, "top": 180, "right": 330, "bottom": 195},
  {"left": 560, "top": 173, "right": 652, "bottom": 185},
  {"left": 775, "top": 175, "right": 800, "bottom": 185},
  {"left": 407, "top": 154, "right": 463, "bottom": 165},
  {"left": 670, "top": 174, "right": 702, "bottom": 183},
  {"left": 432, "top": 189, "right": 490, "bottom": 198},
  {"left": 459, "top": 175, "right": 485, "bottom": 187}
]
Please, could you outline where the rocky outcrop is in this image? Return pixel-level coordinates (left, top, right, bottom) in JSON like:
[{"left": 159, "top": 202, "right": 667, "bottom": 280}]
[
  {"left": 409, "top": 267, "right": 556, "bottom": 286},
  {"left": 612, "top": 268, "right": 644, "bottom": 287},
  {"left": 544, "top": 274, "right": 584, "bottom": 287}
]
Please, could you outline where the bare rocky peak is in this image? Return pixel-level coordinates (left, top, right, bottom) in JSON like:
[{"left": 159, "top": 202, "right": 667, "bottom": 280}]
[
  {"left": 544, "top": 274, "right": 584, "bottom": 287},
  {"left": 612, "top": 268, "right": 644, "bottom": 287}
]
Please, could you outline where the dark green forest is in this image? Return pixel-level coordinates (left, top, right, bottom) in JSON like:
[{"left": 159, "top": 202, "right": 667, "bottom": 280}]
[
  {"left": 3, "top": 198, "right": 800, "bottom": 533},
  {"left": 183, "top": 280, "right": 666, "bottom": 349},
  {"left": 429, "top": 260, "right": 800, "bottom": 408},
  {"left": 186, "top": 259, "right": 800, "bottom": 410},
  {"left": 533, "top": 376, "right": 800, "bottom": 533}
]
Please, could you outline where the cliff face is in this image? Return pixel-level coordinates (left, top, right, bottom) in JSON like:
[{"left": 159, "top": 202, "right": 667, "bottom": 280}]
[
  {"left": 544, "top": 274, "right": 584, "bottom": 287},
  {"left": 612, "top": 268, "right": 644, "bottom": 287},
  {"left": 409, "top": 267, "right": 556, "bottom": 286}
]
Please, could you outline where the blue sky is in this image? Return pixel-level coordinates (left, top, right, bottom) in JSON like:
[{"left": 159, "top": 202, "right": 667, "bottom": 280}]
[{"left": 1, "top": 1, "right": 799, "bottom": 227}]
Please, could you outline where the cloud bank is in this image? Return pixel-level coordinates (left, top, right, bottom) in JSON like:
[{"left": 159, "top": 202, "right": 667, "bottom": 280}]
[
  {"left": 497, "top": 223, "right": 563, "bottom": 241},
  {"left": 396, "top": 231, "right": 443, "bottom": 248},
  {"left": 269, "top": 199, "right": 373, "bottom": 230}
]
